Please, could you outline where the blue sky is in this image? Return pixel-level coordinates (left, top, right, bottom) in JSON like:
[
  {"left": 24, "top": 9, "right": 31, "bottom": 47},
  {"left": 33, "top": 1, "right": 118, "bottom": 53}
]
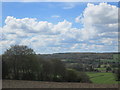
[
  {"left": 2, "top": 2, "right": 118, "bottom": 27},
  {"left": 2, "top": 2, "right": 88, "bottom": 28},
  {"left": 1, "top": 2, "right": 119, "bottom": 54}
]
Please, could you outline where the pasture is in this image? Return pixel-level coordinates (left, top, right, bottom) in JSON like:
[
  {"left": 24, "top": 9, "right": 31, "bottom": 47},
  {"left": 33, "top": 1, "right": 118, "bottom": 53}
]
[{"left": 86, "top": 72, "right": 119, "bottom": 84}]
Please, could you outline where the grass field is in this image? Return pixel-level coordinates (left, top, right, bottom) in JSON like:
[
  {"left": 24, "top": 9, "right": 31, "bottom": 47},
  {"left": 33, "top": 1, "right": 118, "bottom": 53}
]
[{"left": 86, "top": 72, "right": 119, "bottom": 84}]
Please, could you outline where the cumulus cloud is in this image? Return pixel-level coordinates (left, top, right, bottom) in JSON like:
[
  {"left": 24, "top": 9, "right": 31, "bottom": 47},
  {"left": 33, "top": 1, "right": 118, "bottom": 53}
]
[
  {"left": 1, "top": 16, "right": 79, "bottom": 53},
  {"left": 1, "top": 3, "right": 118, "bottom": 53},
  {"left": 75, "top": 2, "right": 118, "bottom": 43},
  {"left": 75, "top": 3, "right": 118, "bottom": 32}
]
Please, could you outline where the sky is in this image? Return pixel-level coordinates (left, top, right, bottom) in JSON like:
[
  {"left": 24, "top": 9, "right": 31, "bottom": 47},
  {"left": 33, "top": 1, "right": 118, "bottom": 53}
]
[
  {"left": 1, "top": 0, "right": 119, "bottom": 2},
  {"left": 0, "top": 2, "right": 119, "bottom": 54}
]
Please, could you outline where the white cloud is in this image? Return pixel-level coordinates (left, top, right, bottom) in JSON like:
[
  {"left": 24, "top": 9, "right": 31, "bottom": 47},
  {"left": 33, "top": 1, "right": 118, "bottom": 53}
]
[
  {"left": 76, "top": 3, "right": 118, "bottom": 32},
  {"left": 51, "top": 15, "right": 60, "bottom": 18},
  {"left": 1, "top": 3, "right": 118, "bottom": 54},
  {"left": 75, "top": 2, "right": 118, "bottom": 40},
  {"left": 75, "top": 15, "right": 81, "bottom": 23},
  {"left": 63, "top": 4, "right": 75, "bottom": 9},
  {"left": 62, "top": 2, "right": 81, "bottom": 9},
  {"left": 1, "top": 16, "right": 78, "bottom": 53}
]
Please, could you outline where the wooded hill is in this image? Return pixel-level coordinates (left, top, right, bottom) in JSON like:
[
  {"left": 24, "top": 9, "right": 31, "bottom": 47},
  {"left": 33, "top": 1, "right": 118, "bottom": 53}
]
[
  {"left": 39, "top": 52, "right": 119, "bottom": 60},
  {"left": 39, "top": 52, "right": 119, "bottom": 72}
]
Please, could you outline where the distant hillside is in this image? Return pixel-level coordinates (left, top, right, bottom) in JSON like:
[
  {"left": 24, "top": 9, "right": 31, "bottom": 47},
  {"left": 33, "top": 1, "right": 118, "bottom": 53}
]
[
  {"left": 38, "top": 52, "right": 119, "bottom": 60},
  {"left": 38, "top": 52, "right": 119, "bottom": 72}
]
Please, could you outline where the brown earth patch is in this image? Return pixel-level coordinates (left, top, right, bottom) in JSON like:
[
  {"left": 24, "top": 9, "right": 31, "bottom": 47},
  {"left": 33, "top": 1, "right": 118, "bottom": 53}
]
[{"left": 2, "top": 80, "right": 119, "bottom": 88}]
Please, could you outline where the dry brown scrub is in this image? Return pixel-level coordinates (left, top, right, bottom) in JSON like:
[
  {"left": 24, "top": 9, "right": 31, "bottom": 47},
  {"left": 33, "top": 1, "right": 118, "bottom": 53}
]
[{"left": 2, "top": 80, "right": 119, "bottom": 88}]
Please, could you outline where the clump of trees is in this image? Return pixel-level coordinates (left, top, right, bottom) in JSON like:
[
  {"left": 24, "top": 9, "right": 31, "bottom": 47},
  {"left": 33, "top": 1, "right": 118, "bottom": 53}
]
[
  {"left": 2, "top": 45, "right": 91, "bottom": 83},
  {"left": 2, "top": 45, "right": 38, "bottom": 80}
]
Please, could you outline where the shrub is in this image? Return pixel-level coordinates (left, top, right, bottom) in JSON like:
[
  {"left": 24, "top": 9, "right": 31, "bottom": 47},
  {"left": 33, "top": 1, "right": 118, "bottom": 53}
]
[
  {"left": 64, "top": 69, "right": 92, "bottom": 83},
  {"left": 64, "top": 69, "right": 78, "bottom": 82},
  {"left": 77, "top": 72, "right": 92, "bottom": 83}
]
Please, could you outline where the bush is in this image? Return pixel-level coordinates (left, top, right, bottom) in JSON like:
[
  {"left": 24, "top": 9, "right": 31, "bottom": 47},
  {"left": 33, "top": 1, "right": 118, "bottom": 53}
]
[
  {"left": 77, "top": 72, "right": 92, "bottom": 83},
  {"left": 64, "top": 69, "right": 78, "bottom": 82},
  {"left": 64, "top": 69, "right": 91, "bottom": 83}
]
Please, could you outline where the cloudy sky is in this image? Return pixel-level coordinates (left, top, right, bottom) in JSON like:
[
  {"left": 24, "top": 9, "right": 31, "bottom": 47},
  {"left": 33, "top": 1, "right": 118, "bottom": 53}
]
[{"left": 1, "top": 2, "right": 119, "bottom": 54}]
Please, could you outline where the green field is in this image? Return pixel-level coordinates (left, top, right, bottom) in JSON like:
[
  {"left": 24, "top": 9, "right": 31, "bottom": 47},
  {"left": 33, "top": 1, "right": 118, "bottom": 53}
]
[
  {"left": 86, "top": 72, "right": 119, "bottom": 84},
  {"left": 95, "top": 68, "right": 106, "bottom": 71}
]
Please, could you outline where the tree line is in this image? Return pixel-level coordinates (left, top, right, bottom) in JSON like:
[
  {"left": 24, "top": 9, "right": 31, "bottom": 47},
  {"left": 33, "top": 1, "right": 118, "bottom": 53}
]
[{"left": 2, "top": 45, "right": 91, "bottom": 83}]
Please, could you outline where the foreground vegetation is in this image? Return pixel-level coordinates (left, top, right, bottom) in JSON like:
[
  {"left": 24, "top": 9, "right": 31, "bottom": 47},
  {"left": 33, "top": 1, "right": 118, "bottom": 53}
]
[{"left": 2, "top": 45, "right": 91, "bottom": 83}]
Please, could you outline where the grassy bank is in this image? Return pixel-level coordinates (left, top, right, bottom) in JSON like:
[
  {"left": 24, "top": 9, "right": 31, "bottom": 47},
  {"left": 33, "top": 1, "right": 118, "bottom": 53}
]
[{"left": 86, "top": 72, "right": 119, "bottom": 84}]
